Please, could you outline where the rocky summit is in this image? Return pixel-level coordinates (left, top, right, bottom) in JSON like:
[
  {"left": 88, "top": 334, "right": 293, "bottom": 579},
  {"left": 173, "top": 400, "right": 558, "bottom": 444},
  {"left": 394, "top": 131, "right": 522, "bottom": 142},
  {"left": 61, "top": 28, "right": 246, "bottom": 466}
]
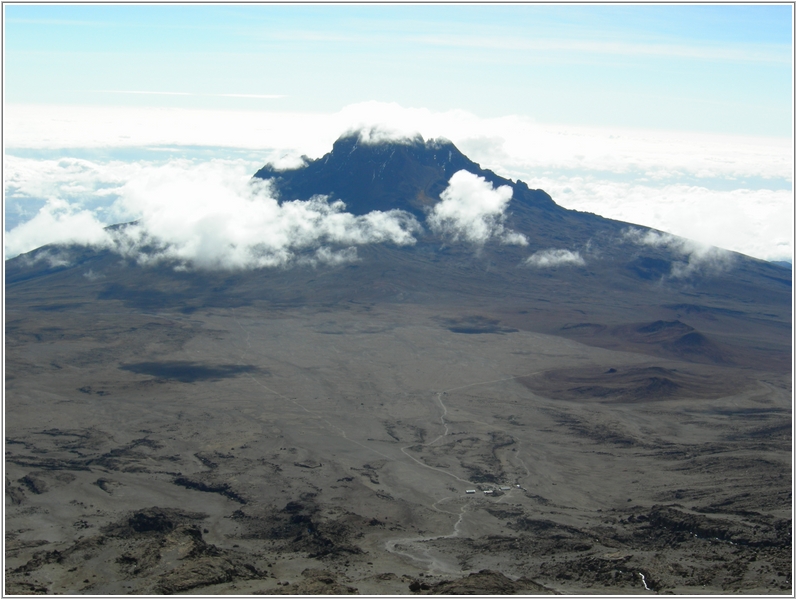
[
  {"left": 254, "top": 131, "right": 559, "bottom": 218},
  {"left": 5, "top": 131, "right": 792, "bottom": 594}
]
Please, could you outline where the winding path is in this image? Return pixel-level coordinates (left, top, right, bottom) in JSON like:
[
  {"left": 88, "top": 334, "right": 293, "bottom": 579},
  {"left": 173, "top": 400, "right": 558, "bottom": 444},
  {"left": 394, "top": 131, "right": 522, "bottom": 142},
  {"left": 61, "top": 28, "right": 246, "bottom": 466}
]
[{"left": 230, "top": 308, "right": 542, "bottom": 573}]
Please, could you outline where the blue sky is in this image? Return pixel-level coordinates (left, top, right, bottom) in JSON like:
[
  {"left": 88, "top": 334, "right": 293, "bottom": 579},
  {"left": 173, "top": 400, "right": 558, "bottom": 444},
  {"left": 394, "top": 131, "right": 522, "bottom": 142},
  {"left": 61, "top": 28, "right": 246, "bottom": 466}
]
[
  {"left": 3, "top": 4, "right": 794, "bottom": 264},
  {"left": 5, "top": 4, "right": 792, "bottom": 135}
]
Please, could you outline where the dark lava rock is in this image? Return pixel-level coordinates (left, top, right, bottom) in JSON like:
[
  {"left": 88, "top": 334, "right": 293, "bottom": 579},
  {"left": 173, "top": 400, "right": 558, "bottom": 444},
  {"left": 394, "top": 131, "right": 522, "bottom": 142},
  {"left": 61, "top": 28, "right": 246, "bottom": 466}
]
[
  {"left": 420, "top": 570, "right": 554, "bottom": 594},
  {"left": 156, "top": 557, "right": 261, "bottom": 594},
  {"left": 20, "top": 474, "right": 48, "bottom": 495},
  {"left": 104, "top": 506, "right": 207, "bottom": 537},
  {"left": 268, "top": 569, "right": 359, "bottom": 595}
]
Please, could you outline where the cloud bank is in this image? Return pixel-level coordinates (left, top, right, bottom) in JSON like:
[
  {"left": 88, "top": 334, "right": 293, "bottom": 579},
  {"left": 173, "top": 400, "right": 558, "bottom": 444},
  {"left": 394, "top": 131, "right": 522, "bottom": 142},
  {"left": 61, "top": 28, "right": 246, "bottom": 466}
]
[
  {"left": 6, "top": 160, "right": 422, "bottom": 269},
  {"left": 428, "top": 170, "right": 527, "bottom": 246},
  {"left": 527, "top": 176, "right": 793, "bottom": 263},
  {"left": 8, "top": 163, "right": 533, "bottom": 270},
  {"left": 7, "top": 102, "right": 790, "bottom": 182},
  {"left": 4, "top": 101, "right": 793, "bottom": 263},
  {"left": 117, "top": 165, "right": 425, "bottom": 270}
]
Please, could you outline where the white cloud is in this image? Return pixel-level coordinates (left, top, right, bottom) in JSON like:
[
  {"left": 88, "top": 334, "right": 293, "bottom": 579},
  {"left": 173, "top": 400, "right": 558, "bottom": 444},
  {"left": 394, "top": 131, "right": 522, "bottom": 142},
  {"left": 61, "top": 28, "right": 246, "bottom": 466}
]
[
  {"left": 6, "top": 102, "right": 790, "bottom": 181},
  {"left": 501, "top": 231, "right": 530, "bottom": 246},
  {"left": 4, "top": 198, "right": 113, "bottom": 258},
  {"left": 525, "top": 248, "right": 586, "bottom": 268},
  {"left": 299, "top": 246, "right": 359, "bottom": 267},
  {"left": 623, "top": 228, "right": 734, "bottom": 278},
  {"left": 4, "top": 156, "right": 424, "bottom": 268},
  {"left": 519, "top": 175, "right": 793, "bottom": 263},
  {"left": 101, "top": 160, "right": 420, "bottom": 270},
  {"left": 83, "top": 268, "right": 104, "bottom": 281},
  {"left": 4, "top": 155, "right": 135, "bottom": 201},
  {"left": 344, "top": 125, "right": 424, "bottom": 146},
  {"left": 427, "top": 170, "right": 526, "bottom": 246}
]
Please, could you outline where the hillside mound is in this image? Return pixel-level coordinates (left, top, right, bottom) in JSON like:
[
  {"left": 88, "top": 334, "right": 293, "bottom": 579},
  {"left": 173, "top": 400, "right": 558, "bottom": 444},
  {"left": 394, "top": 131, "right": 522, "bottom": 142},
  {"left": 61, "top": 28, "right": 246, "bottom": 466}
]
[{"left": 520, "top": 364, "right": 744, "bottom": 403}]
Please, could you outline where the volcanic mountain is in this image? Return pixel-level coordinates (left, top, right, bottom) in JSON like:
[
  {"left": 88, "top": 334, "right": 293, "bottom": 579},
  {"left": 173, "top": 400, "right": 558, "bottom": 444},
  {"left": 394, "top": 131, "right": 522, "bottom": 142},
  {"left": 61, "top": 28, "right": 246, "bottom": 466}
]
[
  {"left": 253, "top": 131, "right": 560, "bottom": 219},
  {"left": 7, "top": 131, "right": 791, "bottom": 369},
  {"left": 4, "top": 131, "right": 792, "bottom": 595}
]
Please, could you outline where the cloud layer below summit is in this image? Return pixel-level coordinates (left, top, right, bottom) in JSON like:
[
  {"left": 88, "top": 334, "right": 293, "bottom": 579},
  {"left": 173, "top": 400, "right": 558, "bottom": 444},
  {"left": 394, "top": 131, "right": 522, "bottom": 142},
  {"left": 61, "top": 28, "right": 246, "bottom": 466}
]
[
  {"left": 7, "top": 160, "right": 422, "bottom": 269},
  {"left": 6, "top": 163, "right": 526, "bottom": 270},
  {"left": 4, "top": 102, "right": 793, "bottom": 263}
]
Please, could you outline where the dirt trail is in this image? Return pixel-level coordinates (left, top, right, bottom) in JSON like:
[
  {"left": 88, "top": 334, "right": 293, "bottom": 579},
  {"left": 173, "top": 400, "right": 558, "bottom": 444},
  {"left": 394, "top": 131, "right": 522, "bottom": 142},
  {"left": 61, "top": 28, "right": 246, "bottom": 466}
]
[
  {"left": 384, "top": 499, "right": 471, "bottom": 575},
  {"left": 233, "top": 309, "right": 545, "bottom": 574},
  {"left": 386, "top": 372, "right": 544, "bottom": 571}
]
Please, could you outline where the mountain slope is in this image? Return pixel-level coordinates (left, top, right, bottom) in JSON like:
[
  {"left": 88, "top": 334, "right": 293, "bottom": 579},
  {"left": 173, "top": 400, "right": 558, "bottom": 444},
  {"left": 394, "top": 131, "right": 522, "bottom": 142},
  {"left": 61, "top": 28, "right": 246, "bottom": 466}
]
[
  {"left": 6, "top": 133, "right": 792, "bottom": 372},
  {"left": 4, "top": 131, "right": 792, "bottom": 595}
]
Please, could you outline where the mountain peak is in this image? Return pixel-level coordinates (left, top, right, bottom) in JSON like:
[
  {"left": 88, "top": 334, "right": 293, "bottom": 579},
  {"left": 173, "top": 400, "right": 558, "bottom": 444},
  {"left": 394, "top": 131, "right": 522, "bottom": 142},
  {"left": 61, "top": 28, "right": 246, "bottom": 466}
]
[
  {"left": 331, "top": 127, "right": 427, "bottom": 150},
  {"left": 253, "top": 130, "right": 556, "bottom": 218},
  {"left": 326, "top": 129, "right": 468, "bottom": 175}
]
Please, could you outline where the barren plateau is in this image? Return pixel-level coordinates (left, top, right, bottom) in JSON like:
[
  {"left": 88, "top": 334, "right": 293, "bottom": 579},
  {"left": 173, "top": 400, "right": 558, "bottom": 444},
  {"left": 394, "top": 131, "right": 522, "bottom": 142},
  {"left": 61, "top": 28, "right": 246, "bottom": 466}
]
[{"left": 5, "top": 297, "right": 791, "bottom": 594}]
